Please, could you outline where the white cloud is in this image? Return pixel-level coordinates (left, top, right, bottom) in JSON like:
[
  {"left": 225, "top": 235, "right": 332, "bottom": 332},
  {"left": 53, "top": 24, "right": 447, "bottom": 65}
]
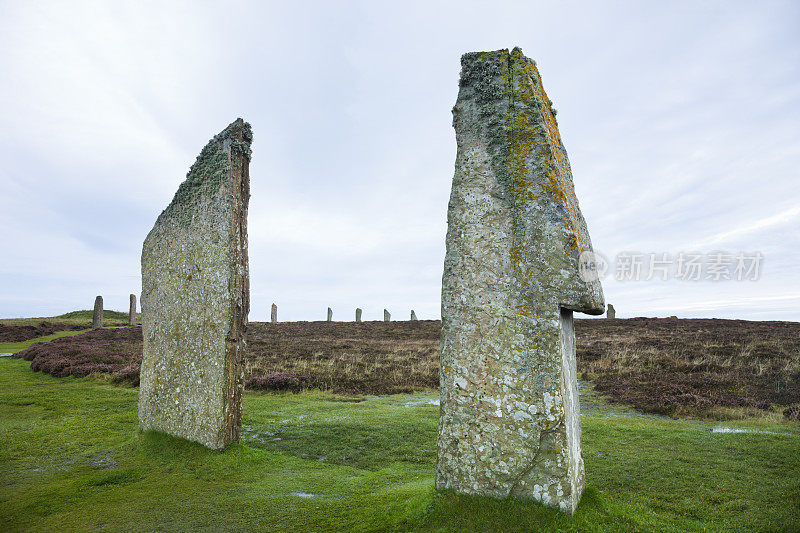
[{"left": 689, "top": 206, "right": 800, "bottom": 249}]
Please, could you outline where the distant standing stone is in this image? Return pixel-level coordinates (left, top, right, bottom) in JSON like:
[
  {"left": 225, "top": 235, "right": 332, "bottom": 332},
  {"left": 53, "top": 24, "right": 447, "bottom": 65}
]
[
  {"left": 327, "top": 307, "right": 333, "bottom": 322},
  {"left": 138, "top": 118, "right": 252, "bottom": 450},
  {"left": 355, "top": 308, "right": 362, "bottom": 322},
  {"left": 271, "top": 303, "right": 277, "bottom": 324},
  {"left": 92, "top": 296, "right": 103, "bottom": 329},
  {"left": 606, "top": 304, "right": 616, "bottom": 319},
  {"left": 129, "top": 294, "right": 137, "bottom": 326},
  {"left": 384, "top": 309, "right": 390, "bottom": 322},
  {"left": 438, "top": 49, "right": 605, "bottom": 514},
  {"left": 410, "top": 310, "right": 418, "bottom": 321}
]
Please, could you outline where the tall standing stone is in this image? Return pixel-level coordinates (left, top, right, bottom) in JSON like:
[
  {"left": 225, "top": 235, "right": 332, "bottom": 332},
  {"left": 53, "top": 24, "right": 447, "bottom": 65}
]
[
  {"left": 327, "top": 307, "right": 333, "bottom": 322},
  {"left": 411, "top": 310, "right": 418, "bottom": 321},
  {"left": 438, "top": 49, "right": 604, "bottom": 514},
  {"left": 355, "top": 308, "right": 362, "bottom": 322},
  {"left": 129, "top": 294, "right": 137, "bottom": 326},
  {"left": 138, "top": 119, "right": 251, "bottom": 450},
  {"left": 606, "top": 304, "right": 615, "bottom": 319},
  {"left": 271, "top": 303, "right": 277, "bottom": 324},
  {"left": 384, "top": 309, "right": 391, "bottom": 322},
  {"left": 92, "top": 296, "right": 103, "bottom": 329}
]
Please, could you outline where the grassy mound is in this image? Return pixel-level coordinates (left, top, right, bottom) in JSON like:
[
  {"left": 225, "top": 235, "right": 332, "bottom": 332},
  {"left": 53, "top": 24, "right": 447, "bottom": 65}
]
[
  {"left": 1, "top": 309, "right": 138, "bottom": 329},
  {"left": 58, "top": 309, "right": 130, "bottom": 321}
]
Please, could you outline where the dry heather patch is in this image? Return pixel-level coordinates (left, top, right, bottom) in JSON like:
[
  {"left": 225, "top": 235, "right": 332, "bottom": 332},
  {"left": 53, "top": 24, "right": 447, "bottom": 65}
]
[
  {"left": 245, "top": 321, "right": 440, "bottom": 394},
  {"left": 577, "top": 318, "right": 800, "bottom": 416}
]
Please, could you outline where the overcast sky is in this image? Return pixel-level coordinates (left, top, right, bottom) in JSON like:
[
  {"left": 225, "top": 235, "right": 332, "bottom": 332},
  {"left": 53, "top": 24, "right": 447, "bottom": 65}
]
[{"left": 1, "top": 1, "right": 798, "bottom": 322}]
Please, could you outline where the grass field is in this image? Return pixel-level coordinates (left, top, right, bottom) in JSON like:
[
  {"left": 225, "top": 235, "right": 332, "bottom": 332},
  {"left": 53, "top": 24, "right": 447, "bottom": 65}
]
[{"left": 1, "top": 354, "right": 798, "bottom": 531}]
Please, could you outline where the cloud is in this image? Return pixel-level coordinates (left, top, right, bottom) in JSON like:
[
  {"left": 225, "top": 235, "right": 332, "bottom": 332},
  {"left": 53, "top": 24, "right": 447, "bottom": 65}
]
[
  {"left": 1, "top": 1, "right": 799, "bottom": 321},
  {"left": 689, "top": 206, "right": 800, "bottom": 249}
]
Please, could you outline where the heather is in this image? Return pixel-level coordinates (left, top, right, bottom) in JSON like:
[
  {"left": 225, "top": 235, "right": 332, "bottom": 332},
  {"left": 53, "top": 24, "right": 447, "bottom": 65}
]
[
  {"left": 0, "top": 321, "right": 83, "bottom": 343},
  {"left": 10, "top": 318, "right": 800, "bottom": 419}
]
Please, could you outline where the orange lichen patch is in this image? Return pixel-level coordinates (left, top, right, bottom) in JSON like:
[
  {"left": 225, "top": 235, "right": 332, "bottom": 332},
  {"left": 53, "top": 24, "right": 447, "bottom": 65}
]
[
  {"left": 527, "top": 60, "right": 588, "bottom": 257},
  {"left": 510, "top": 244, "right": 528, "bottom": 269},
  {"left": 515, "top": 305, "right": 534, "bottom": 317},
  {"left": 499, "top": 50, "right": 597, "bottom": 309}
]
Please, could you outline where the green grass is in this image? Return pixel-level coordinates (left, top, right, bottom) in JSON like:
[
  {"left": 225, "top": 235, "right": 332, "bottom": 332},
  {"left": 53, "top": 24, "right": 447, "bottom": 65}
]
[
  {"left": 0, "top": 330, "right": 88, "bottom": 354},
  {"left": 0, "top": 358, "right": 798, "bottom": 532}
]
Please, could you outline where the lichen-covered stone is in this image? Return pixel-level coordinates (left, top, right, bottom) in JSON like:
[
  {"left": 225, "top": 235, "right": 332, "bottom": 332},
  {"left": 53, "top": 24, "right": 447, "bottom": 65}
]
[
  {"left": 355, "top": 308, "right": 362, "bottom": 323},
  {"left": 327, "top": 307, "right": 333, "bottom": 322},
  {"left": 437, "top": 48, "right": 604, "bottom": 514},
  {"left": 138, "top": 118, "right": 251, "bottom": 450},
  {"left": 271, "top": 303, "right": 277, "bottom": 324},
  {"left": 606, "top": 304, "right": 615, "bottom": 319},
  {"left": 92, "top": 296, "right": 103, "bottom": 330},
  {"left": 384, "top": 309, "right": 391, "bottom": 322},
  {"left": 129, "top": 294, "right": 137, "bottom": 326},
  {"left": 411, "top": 310, "right": 418, "bottom": 321}
]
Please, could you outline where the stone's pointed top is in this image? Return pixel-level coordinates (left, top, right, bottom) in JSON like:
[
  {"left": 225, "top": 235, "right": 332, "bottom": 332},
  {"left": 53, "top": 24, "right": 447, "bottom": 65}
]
[
  {"left": 458, "top": 47, "right": 535, "bottom": 76},
  {"left": 216, "top": 118, "right": 253, "bottom": 146},
  {"left": 163, "top": 119, "right": 253, "bottom": 215}
]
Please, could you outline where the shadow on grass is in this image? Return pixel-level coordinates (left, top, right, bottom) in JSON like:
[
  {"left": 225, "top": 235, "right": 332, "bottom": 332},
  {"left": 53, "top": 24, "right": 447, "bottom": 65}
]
[{"left": 404, "top": 486, "right": 644, "bottom": 532}]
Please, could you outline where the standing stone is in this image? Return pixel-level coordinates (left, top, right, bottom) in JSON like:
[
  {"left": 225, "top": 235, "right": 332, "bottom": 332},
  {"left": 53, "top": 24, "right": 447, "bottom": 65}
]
[
  {"left": 411, "top": 310, "right": 418, "bottom": 321},
  {"left": 606, "top": 304, "right": 615, "bottom": 319},
  {"left": 438, "top": 49, "right": 605, "bottom": 514},
  {"left": 129, "top": 294, "right": 137, "bottom": 326},
  {"left": 355, "top": 308, "right": 362, "bottom": 322},
  {"left": 138, "top": 119, "right": 252, "bottom": 450},
  {"left": 384, "top": 309, "right": 391, "bottom": 322},
  {"left": 327, "top": 307, "right": 333, "bottom": 322},
  {"left": 271, "top": 303, "right": 277, "bottom": 324},
  {"left": 92, "top": 296, "right": 103, "bottom": 329}
]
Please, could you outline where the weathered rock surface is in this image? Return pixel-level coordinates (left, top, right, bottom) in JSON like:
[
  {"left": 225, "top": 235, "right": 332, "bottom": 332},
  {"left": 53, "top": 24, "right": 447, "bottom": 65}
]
[
  {"left": 411, "top": 310, "right": 418, "bottom": 321},
  {"left": 129, "top": 294, "right": 137, "bottom": 325},
  {"left": 138, "top": 118, "right": 251, "bottom": 450},
  {"left": 271, "top": 303, "right": 277, "bottom": 324},
  {"left": 437, "top": 48, "right": 604, "bottom": 514},
  {"left": 606, "top": 304, "right": 615, "bottom": 319},
  {"left": 384, "top": 309, "right": 391, "bottom": 322},
  {"left": 356, "top": 308, "right": 362, "bottom": 322},
  {"left": 92, "top": 296, "right": 103, "bottom": 330},
  {"left": 327, "top": 307, "right": 333, "bottom": 322}
]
